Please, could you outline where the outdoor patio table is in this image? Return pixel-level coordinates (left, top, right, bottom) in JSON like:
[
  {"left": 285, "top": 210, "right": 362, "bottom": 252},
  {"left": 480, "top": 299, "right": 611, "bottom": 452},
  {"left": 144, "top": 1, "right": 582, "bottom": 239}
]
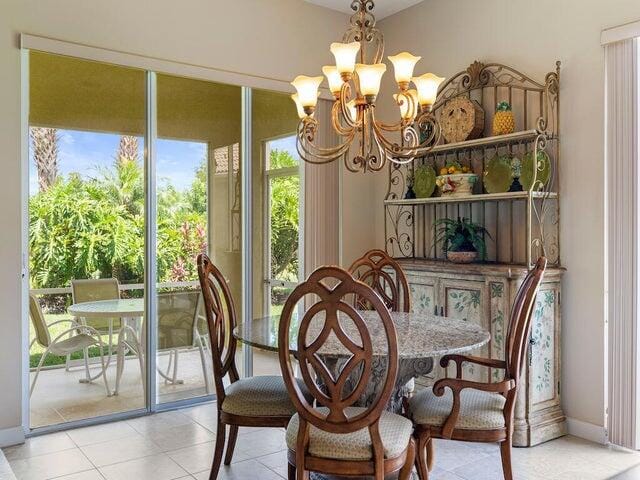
[
  {"left": 69, "top": 298, "right": 145, "bottom": 395},
  {"left": 234, "top": 311, "right": 490, "bottom": 413}
]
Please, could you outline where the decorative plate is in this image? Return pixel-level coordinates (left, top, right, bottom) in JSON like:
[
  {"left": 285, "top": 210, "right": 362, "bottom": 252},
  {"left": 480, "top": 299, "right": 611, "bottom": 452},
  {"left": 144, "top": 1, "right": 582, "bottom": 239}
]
[
  {"left": 483, "top": 155, "right": 513, "bottom": 194},
  {"left": 520, "top": 150, "right": 551, "bottom": 191},
  {"left": 440, "top": 96, "right": 485, "bottom": 144},
  {"left": 413, "top": 165, "right": 436, "bottom": 198}
]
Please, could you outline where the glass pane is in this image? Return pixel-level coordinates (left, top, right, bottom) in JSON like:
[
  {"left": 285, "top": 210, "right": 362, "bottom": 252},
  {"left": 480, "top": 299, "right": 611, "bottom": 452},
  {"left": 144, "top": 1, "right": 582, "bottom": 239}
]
[
  {"left": 28, "top": 51, "right": 146, "bottom": 428},
  {"left": 269, "top": 174, "right": 300, "bottom": 281},
  {"left": 155, "top": 74, "right": 241, "bottom": 404},
  {"left": 251, "top": 90, "right": 302, "bottom": 376}
]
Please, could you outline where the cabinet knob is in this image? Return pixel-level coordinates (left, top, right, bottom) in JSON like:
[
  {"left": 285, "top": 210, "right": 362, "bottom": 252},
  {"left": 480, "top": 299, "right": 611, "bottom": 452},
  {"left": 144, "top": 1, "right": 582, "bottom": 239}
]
[{"left": 440, "top": 306, "right": 445, "bottom": 317}]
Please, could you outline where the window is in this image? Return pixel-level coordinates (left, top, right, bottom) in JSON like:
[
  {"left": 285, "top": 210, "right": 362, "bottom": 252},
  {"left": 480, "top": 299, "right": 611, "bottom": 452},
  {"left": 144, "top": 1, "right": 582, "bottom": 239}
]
[{"left": 263, "top": 135, "right": 303, "bottom": 317}]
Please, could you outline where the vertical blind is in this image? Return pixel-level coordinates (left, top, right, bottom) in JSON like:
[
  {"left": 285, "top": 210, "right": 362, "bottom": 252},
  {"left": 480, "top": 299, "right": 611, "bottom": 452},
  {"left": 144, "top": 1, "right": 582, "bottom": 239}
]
[{"left": 605, "top": 36, "right": 639, "bottom": 449}]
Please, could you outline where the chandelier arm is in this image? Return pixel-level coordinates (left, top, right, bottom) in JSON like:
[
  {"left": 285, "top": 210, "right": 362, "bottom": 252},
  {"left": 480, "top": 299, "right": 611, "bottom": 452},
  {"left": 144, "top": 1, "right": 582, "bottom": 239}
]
[
  {"left": 331, "top": 102, "right": 356, "bottom": 137},
  {"left": 297, "top": 120, "right": 356, "bottom": 165},
  {"left": 371, "top": 117, "right": 440, "bottom": 161},
  {"left": 337, "top": 82, "right": 357, "bottom": 129}
]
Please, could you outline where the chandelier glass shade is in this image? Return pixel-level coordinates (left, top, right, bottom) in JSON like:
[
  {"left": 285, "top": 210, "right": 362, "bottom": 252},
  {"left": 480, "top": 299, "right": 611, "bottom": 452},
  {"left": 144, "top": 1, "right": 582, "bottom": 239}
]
[{"left": 291, "top": 0, "right": 446, "bottom": 172}]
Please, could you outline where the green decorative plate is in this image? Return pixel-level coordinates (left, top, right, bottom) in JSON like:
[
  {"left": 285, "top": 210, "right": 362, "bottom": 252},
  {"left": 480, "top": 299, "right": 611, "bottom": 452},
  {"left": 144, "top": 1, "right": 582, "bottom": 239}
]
[
  {"left": 413, "top": 165, "right": 436, "bottom": 198},
  {"left": 521, "top": 151, "right": 551, "bottom": 191},
  {"left": 483, "top": 155, "right": 512, "bottom": 194}
]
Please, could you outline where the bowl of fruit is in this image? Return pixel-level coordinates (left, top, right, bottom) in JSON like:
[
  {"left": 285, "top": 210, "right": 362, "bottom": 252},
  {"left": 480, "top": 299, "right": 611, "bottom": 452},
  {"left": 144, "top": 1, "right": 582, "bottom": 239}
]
[{"left": 435, "top": 162, "right": 478, "bottom": 197}]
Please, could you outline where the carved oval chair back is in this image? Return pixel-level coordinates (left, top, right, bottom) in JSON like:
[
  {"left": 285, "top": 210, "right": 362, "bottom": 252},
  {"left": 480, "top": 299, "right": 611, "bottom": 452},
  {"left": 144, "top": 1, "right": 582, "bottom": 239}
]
[
  {"left": 196, "top": 253, "right": 239, "bottom": 406},
  {"left": 279, "top": 266, "right": 416, "bottom": 479},
  {"left": 348, "top": 249, "right": 411, "bottom": 313},
  {"left": 198, "top": 253, "right": 303, "bottom": 480}
]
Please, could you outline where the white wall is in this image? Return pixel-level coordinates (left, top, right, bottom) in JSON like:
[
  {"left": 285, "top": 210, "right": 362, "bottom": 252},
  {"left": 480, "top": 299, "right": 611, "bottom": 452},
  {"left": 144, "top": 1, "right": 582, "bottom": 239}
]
[
  {"left": 0, "top": 0, "right": 348, "bottom": 442},
  {"left": 373, "top": 0, "right": 640, "bottom": 434}
]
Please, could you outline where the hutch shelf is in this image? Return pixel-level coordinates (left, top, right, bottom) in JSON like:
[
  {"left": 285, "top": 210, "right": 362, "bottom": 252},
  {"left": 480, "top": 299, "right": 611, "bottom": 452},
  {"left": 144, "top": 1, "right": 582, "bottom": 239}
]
[{"left": 385, "top": 61, "right": 566, "bottom": 446}]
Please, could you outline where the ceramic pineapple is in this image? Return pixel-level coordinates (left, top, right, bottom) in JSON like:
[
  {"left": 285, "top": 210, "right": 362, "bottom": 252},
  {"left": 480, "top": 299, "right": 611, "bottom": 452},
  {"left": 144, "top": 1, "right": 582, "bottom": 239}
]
[{"left": 492, "top": 101, "right": 515, "bottom": 135}]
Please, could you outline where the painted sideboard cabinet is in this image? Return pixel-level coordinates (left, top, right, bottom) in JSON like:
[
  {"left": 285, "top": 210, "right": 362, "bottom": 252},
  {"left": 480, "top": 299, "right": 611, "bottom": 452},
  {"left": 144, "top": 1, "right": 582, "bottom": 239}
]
[{"left": 400, "top": 259, "right": 566, "bottom": 447}]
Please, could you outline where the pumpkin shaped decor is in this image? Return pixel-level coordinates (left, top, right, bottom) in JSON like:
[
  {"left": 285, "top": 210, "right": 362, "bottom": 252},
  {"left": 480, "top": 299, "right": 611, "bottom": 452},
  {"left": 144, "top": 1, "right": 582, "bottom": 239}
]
[{"left": 440, "top": 96, "right": 485, "bottom": 143}]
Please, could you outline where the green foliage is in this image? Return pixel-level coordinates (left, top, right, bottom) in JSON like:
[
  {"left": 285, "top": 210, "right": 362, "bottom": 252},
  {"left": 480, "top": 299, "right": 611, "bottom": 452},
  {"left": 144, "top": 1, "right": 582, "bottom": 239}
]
[
  {"left": 269, "top": 149, "right": 299, "bottom": 281},
  {"left": 434, "top": 217, "right": 491, "bottom": 259},
  {"left": 29, "top": 156, "right": 207, "bottom": 291}
]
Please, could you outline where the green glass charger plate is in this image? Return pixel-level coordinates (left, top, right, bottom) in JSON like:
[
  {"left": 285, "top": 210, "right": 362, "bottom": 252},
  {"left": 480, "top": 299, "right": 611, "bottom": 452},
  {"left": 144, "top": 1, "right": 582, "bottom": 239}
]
[
  {"left": 521, "top": 151, "right": 551, "bottom": 191},
  {"left": 483, "top": 155, "right": 512, "bottom": 194},
  {"left": 414, "top": 165, "right": 436, "bottom": 198}
]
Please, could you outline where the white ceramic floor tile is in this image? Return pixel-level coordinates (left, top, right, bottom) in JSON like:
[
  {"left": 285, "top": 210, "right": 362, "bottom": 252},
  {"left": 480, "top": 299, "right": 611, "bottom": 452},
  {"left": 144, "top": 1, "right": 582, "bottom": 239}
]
[
  {"left": 166, "top": 442, "right": 214, "bottom": 475},
  {"left": 3, "top": 432, "right": 76, "bottom": 461},
  {"left": 67, "top": 422, "right": 139, "bottom": 447},
  {"left": 53, "top": 470, "right": 105, "bottom": 480},
  {"left": 126, "top": 411, "right": 194, "bottom": 436},
  {"left": 143, "top": 422, "right": 216, "bottom": 452},
  {"left": 8, "top": 448, "right": 93, "bottom": 480},
  {"left": 99, "top": 453, "right": 187, "bottom": 480},
  {"left": 216, "top": 459, "right": 283, "bottom": 480},
  {"left": 430, "top": 438, "right": 491, "bottom": 472},
  {"left": 79, "top": 434, "right": 162, "bottom": 467}
]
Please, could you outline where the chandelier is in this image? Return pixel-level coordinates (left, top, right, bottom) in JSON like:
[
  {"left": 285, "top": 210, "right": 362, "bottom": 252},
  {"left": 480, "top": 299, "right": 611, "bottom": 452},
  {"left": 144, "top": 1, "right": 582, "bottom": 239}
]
[{"left": 290, "top": 0, "right": 445, "bottom": 172}]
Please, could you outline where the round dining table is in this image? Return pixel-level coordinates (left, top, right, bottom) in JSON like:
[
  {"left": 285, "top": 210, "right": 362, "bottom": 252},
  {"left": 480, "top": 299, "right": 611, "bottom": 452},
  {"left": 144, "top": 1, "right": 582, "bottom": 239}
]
[{"left": 235, "top": 311, "right": 491, "bottom": 413}]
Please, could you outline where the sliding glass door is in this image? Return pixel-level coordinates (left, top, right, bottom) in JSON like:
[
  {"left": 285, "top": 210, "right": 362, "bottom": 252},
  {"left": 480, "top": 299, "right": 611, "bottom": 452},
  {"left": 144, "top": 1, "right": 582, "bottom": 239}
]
[
  {"left": 154, "top": 74, "right": 241, "bottom": 404},
  {"left": 28, "top": 51, "right": 147, "bottom": 427}
]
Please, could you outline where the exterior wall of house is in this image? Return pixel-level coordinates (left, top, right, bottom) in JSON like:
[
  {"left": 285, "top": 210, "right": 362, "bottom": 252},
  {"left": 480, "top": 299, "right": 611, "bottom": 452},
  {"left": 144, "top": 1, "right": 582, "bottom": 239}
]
[{"left": 0, "top": 0, "right": 348, "bottom": 443}]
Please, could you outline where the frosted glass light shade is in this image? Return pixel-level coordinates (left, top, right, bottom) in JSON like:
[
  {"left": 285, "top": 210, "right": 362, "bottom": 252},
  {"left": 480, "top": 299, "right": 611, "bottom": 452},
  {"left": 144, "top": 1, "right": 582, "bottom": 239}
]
[
  {"left": 388, "top": 52, "right": 421, "bottom": 86},
  {"left": 330, "top": 42, "right": 360, "bottom": 75},
  {"left": 322, "top": 66, "right": 343, "bottom": 95},
  {"left": 291, "top": 75, "right": 323, "bottom": 109},
  {"left": 355, "top": 63, "right": 387, "bottom": 97},
  {"left": 291, "top": 94, "right": 306, "bottom": 119},
  {"left": 412, "top": 73, "right": 446, "bottom": 108},
  {"left": 393, "top": 89, "right": 418, "bottom": 120},
  {"left": 346, "top": 100, "right": 357, "bottom": 122}
]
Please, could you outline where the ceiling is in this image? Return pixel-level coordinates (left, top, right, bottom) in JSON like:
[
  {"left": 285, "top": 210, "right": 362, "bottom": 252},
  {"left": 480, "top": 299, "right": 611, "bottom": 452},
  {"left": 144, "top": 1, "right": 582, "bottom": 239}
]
[{"left": 304, "top": 0, "right": 425, "bottom": 20}]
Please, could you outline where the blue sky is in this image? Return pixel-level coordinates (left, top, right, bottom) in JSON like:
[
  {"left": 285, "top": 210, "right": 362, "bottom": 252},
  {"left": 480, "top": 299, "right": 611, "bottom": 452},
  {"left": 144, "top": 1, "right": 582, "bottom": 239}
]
[{"left": 29, "top": 130, "right": 205, "bottom": 195}]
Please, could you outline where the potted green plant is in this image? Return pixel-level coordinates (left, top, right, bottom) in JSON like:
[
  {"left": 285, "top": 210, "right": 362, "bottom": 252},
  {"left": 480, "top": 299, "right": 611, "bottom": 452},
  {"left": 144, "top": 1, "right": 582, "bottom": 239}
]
[{"left": 434, "top": 217, "right": 491, "bottom": 263}]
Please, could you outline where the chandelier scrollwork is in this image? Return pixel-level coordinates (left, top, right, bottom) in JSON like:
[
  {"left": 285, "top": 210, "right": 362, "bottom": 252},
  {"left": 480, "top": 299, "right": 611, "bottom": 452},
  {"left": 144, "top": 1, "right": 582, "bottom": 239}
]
[{"left": 291, "top": 0, "right": 445, "bottom": 172}]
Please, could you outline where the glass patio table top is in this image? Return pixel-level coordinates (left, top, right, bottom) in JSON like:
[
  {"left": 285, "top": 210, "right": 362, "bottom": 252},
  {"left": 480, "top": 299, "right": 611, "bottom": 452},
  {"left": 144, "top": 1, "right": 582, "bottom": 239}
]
[{"left": 68, "top": 298, "right": 145, "bottom": 318}]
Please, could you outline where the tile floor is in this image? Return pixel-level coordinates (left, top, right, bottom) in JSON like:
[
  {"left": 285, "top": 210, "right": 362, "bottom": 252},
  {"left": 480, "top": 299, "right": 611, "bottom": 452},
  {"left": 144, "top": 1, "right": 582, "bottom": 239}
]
[{"left": 4, "top": 402, "right": 640, "bottom": 480}]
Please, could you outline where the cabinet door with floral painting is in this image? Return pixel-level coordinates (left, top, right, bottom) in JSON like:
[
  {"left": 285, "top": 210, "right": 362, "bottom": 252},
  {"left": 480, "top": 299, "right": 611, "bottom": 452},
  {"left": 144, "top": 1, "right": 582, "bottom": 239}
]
[
  {"left": 405, "top": 271, "right": 439, "bottom": 384},
  {"left": 406, "top": 272, "right": 438, "bottom": 317},
  {"left": 529, "top": 283, "right": 560, "bottom": 409},
  {"left": 440, "top": 278, "right": 490, "bottom": 382},
  {"left": 488, "top": 279, "right": 509, "bottom": 382}
]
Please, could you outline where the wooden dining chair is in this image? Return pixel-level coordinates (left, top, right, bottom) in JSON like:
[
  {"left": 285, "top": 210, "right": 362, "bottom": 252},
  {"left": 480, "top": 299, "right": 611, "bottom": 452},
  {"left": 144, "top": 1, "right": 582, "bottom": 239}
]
[
  {"left": 279, "top": 265, "right": 416, "bottom": 480},
  {"left": 348, "top": 249, "right": 411, "bottom": 313},
  {"left": 197, "top": 253, "right": 311, "bottom": 480},
  {"left": 407, "top": 257, "right": 547, "bottom": 480}
]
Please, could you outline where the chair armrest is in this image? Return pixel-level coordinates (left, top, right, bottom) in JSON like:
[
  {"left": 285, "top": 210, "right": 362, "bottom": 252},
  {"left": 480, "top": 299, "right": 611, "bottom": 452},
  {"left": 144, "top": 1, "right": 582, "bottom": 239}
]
[
  {"left": 47, "top": 318, "right": 81, "bottom": 329},
  {"left": 432, "top": 377, "right": 516, "bottom": 439},
  {"left": 440, "top": 354, "right": 507, "bottom": 379}
]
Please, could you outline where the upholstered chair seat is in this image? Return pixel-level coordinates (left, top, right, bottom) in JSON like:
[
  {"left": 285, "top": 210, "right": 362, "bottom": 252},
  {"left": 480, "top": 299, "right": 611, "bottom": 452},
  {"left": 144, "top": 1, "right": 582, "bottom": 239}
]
[
  {"left": 286, "top": 407, "right": 414, "bottom": 461},
  {"left": 408, "top": 388, "right": 506, "bottom": 431},
  {"left": 222, "top": 376, "right": 312, "bottom": 417}
]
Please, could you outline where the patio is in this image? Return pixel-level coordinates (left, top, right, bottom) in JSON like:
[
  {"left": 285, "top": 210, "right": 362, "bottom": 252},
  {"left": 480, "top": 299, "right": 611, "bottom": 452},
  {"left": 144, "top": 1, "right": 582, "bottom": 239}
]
[{"left": 29, "top": 349, "right": 280, "bottom": 429}]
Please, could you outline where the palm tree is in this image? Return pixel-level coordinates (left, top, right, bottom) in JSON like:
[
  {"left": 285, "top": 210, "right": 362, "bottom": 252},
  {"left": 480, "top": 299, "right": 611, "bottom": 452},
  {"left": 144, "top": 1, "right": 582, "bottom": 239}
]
[
  {"left": 30, "top": 127, "right": 59, "bottom": 192},
  {"left": 117, "top": 135, "right": 139, "bottom": 164}
]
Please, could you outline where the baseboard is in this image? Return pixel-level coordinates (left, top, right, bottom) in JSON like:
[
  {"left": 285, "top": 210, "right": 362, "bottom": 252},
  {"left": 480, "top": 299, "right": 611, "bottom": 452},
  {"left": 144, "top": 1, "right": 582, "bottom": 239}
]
[
  {"left": 0, "top": 426, "right": 25, "bottom": 448},
  {"left": 566, "top": 417, "right": 608, "bottom": 444}
]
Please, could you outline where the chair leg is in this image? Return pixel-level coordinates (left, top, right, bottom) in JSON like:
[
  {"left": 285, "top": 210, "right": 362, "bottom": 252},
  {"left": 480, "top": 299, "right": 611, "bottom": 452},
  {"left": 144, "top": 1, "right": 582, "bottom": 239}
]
[
  {"left": 210, "top": 421, "right": 226, "bottom": 480},
  {"left": 427, "top": 436, "right": 435, "bottom": 471},
  {"left": 196, "top": 336, "right": 212, "bottom": 394},
  {"left": 287, "top": 462, "right": 296, "bottom": 480},
  {"left": 224, "top": 425, "right": 239, "bottom": 465},
  {"left": 30, "top": 350, "right": 50, "bottom": 397},
  {"left": 399, "top": 438, "right": 416, "bottom": 480},
  {"left": 415, "top": 434, "right": 430, "bottom": 480},
  {"left": 500, "top": 437, "right": 513, "bottom": 480}
]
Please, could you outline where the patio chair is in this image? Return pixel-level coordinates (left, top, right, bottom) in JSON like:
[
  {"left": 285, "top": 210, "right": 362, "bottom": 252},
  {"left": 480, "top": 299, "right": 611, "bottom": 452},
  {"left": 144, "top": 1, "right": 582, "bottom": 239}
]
[
  {"left": 29, "top": 294, "right": 110, "bottom": 397},
  {"left": 71, "top": 278, "right": 121, "bottom": 381},
  {"left": 157, "top": 290, "right": 212, "bottom": 394}
]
